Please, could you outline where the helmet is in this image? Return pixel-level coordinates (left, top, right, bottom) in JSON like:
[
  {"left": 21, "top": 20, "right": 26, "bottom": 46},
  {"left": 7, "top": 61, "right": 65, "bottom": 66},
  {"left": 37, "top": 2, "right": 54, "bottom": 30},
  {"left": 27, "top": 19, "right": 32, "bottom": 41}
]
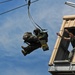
[{"left": 33, "top": 28, "right": 40, "bottom": 35}]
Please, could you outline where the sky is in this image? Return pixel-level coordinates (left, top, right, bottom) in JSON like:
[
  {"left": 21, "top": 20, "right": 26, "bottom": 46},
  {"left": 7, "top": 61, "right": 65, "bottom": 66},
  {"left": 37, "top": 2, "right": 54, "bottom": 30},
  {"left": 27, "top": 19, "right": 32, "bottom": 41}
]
[{"left": 0, "top": 0, "right": 75, "bottom": 75}]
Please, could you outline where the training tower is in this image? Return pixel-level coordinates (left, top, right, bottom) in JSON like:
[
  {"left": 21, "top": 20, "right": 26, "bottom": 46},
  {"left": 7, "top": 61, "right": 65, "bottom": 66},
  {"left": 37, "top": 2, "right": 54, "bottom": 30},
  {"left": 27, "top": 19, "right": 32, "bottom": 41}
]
[{"left": 48, "top": 15, "right": 75, "bottom": 75}]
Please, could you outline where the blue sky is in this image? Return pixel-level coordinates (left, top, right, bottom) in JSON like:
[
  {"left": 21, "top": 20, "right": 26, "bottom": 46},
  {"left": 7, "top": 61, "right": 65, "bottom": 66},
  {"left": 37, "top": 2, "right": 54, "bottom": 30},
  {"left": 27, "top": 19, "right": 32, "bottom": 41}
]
[{"left": 0, "top": 0, "right": 75, "bottom": 75}]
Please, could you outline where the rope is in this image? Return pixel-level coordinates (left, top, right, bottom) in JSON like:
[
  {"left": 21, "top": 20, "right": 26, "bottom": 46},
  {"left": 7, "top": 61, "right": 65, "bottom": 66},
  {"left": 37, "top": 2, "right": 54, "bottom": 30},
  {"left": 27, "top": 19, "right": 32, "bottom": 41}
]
[
  {"left": 28, "top": 7, "right": 37, "bottom": 28},
  {"left": 27, "top": 0, "right": 46, "bottom": 31}
]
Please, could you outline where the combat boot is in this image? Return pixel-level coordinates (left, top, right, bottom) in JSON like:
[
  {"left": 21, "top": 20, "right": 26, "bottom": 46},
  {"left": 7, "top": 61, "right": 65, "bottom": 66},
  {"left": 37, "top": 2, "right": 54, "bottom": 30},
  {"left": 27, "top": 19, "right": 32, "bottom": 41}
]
[{"left": 21, "top": 50, "right": 27, "bottom": 56}]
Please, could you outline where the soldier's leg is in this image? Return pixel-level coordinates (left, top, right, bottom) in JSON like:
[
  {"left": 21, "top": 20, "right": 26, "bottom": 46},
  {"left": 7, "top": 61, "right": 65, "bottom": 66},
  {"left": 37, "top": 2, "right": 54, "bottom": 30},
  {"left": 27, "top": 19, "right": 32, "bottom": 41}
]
[
  {"left": 21, "top": 44, "right": 41, "bottom": 56},
  {"left": 21, "top": 50, "right": 27, "bottom": 56},
  {"left": 21, "top": 46, "right": 29, "bottom": 56},
  {"left": 68, "top": 51, "right": 73, "bottom": 62},
  {"left": 68, "top": 48, "right": 75, "bottom": 62},
  {"left": 24, "top": 44, "right": 41, "bottom": 54}
]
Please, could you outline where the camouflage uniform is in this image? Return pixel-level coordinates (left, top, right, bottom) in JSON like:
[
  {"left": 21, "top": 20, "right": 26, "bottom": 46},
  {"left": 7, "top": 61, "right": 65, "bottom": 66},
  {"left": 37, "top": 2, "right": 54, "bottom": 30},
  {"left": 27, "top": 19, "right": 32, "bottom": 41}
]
[{"left": 33, "top": 28, "right": 49, "bottom": 51}]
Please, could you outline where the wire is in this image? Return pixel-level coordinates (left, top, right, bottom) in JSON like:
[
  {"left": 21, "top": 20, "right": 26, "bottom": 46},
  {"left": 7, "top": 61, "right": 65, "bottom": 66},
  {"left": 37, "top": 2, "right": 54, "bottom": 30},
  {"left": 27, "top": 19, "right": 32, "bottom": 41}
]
[
  {"left": 0, "top": 4, "right": 27, "bottom": 15},
  {"left": 0, "top": 0, "right": 12, "bottom": 4},
  {"left": 0, "top": 0, "right": 39, "bottom": 15}
]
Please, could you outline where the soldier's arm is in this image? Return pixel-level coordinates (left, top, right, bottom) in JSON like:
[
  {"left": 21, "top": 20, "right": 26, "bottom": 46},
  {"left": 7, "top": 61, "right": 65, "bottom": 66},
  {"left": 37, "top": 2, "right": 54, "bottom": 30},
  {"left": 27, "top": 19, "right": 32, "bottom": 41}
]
[
  {"left": 38, "top": 32, "right": 48, "bottom": 39},
  {"left": 56, "top": 33, "right": 70, "bottom": 41},
  {"left": 65, "top": 29, "right": 74, "bottom": 37}
]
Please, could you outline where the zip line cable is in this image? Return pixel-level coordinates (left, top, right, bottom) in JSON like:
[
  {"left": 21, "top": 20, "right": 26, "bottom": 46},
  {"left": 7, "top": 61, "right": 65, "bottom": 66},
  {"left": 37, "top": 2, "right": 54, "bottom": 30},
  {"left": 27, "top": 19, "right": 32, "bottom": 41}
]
[
  {"left": 0, "top": 0, "right": 38, "bottom": 15},
  {"left": 0, "top": 0, "right": 12, "bottom": 4},
  {"left": 25, "top": 0, "right": 42, "bottom": 29},
  {"left": 27, "top": 0, "right": 47, "bottom": 31}
]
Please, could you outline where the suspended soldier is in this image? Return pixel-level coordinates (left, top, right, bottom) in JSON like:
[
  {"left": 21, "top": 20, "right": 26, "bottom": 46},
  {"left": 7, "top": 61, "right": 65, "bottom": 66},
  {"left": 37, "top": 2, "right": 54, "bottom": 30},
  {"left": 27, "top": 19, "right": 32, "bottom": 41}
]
[{"left": 21, "top": 28, "right": 49, "bottom": 56}]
